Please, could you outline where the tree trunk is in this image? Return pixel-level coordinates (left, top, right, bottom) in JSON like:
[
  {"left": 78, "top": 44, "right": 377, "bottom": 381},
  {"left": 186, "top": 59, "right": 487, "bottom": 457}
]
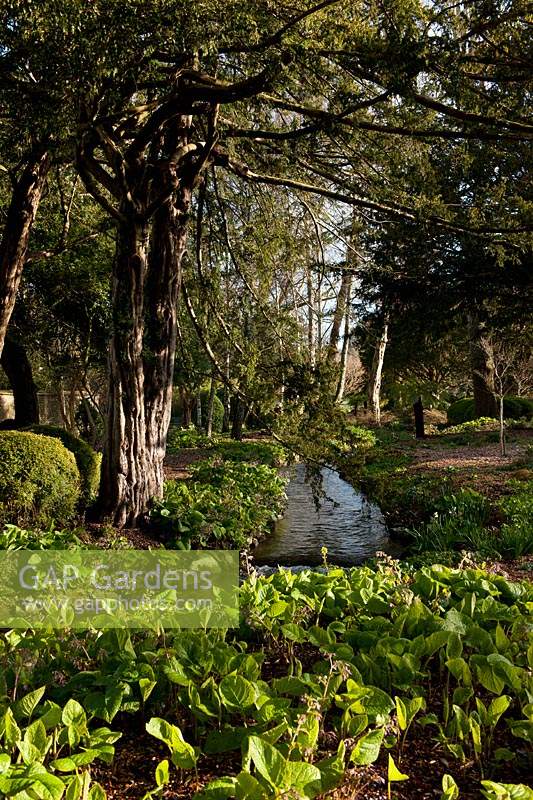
[
  {"left": 222, "top": 353, "right": 231, "bottom": 432},
  {"left": 98, "top": 195, "right": 189, "bottom": 527},
  {"left": 414, "top": 396, "right": 425, "bottom": 439},
  {"left": 231, "top": 398, "right": 245, "bottom": 441},
  {"left": 206, "top": 373, "right": 216, "bottom": 438},
  {"left": 335, "top": 273, "right": 353, "bottom": 403},
  {"left": 368, "top": 315, "right": 389, "bottom": 426},
  {"left": 0, "top": 147, "right": 50, "bottom": 358},
  {"left": 180, "top": 388, "right": 192, "bottom": 428},
  {"left": 329, "top": 270, "right": 352, "bottom": 353},
  {"left": 469, "top": 314, "right": 497, "bottom": 418},
  {"left": 0, "top": 337, "right": 40, "bottom": 426}
]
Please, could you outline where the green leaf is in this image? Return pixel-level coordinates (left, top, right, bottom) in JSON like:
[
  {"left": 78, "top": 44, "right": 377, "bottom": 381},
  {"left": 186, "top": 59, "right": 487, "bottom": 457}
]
[
  {"left": 32, "top": 772, "right": 67, "bottom": 800},
  {"left": 194, "top": 777, "right": 238, "bottom": 799},
  {"left": 145, "top": 718, "right": 196, "bottom": 770},
  {"left": 235, "top": 772, "right": 268, "bottom": 800},
  {"left": 284, "top": 761, "right": 322, "bottom": 797},
  {"left": 139, "top": 679, "right": 157, "bottom": 703},
  {"left": 388, "top": 754, "right": 409, "bottom": 783},
  {"left": 3, "top": 707, "right": 21, "bottom": 748},
  {"left": 13, "top": 687, "right": 46, "bottom": 721},
  {"left": 219, "top": 675, "right": 256, "bottom": 711},
  {"left": 248, "top": 735, "right": 285, "bottom": 788},
  {"left": 155, "top": 759, "right": 169, "bottom": 787},
  {"left": 350, "top": 729, "right": 384, "bottom": 765},
  {"left": 61, "top": 700, "right": 86, "bottom": 729},
  {"left": 88, "top": 784, "right": 107, "bottom": 800},
  {"left": 480, "top": 781, "right": 533, "bottom": 800},
  {"left": 441, "top": 774, "right": 459, "bottom": 800}
]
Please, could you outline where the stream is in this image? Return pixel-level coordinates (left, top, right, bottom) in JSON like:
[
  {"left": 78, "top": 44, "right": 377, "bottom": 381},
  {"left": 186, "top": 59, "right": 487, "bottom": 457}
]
[{"left": 253, "top": 462, "right": 397, "bottom": 569}]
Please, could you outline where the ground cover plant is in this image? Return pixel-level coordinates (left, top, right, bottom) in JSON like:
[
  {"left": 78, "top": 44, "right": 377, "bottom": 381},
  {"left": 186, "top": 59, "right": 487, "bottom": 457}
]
[
  {"left": 151, "top": 460, "right": 288, "bottom": 549},
  {"left": 0, "top": 561, "right": 531, "bottom": 799}
]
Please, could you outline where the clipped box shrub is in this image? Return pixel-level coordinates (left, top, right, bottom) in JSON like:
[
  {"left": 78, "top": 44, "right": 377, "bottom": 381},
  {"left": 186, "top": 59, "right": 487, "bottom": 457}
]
[
  {"left": 27, "top": 424, "right": 101, "bottom": 503},
  {"left": 0, "top": 430, "right": 81, "bottom": 528},
  {"left": 447, "top": 396, "right": 533, "bottom": 425}
]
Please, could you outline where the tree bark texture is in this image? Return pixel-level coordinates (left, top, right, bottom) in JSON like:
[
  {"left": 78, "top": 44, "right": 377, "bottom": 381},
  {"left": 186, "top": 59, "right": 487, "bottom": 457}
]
[
  {"left": 98, "top": 194, "right": 190, "bottom": 527},
  {"left": 0, "top": 337, "right": 40, "bottom": 426},
  {"left": 0, "top": 147, "right": 50, "bottom": 358}
]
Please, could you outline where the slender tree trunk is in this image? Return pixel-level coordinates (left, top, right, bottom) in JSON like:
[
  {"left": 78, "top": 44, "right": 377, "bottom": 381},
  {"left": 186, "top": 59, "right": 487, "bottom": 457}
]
[
  {"left": 335, "top": 276, "right": 352, "bottom": 403},
  {"left": 181, "top": 391, "right": 193, "bottom": 428},
  {"left": 222, "top": 353, "right": 231, "bottom": 432},
  {"left": 329, "top": 270, "right": 352, "bottom": 353},
  {"left": 368, "top": 314, "right": 389, "bottom": 425},
  {"left": 0, "top": 337, "right": 40, "bottom": 426},
  {"left": 0, "top": 147, "right": 50, "bottom": 358},
  {"left": 206, "top": 372, "right": 216, "bottom": 438},
  {"left": 468, "top": 314, "right": 497, "bottom": 418},
  {"left": 499, "top": 393, "right": 506, "bottom": 456},
  {"left": 98, "top": 194, "right": 189, "bottom": 527},
  {"left": 307, "top": 270, "right": 316, "bottom": 368}
]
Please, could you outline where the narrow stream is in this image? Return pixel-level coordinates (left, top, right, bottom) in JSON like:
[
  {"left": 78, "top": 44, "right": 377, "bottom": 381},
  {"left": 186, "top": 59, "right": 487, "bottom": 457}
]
[{"left": 253, "top": 463, "right": 396, "bottom": 568}]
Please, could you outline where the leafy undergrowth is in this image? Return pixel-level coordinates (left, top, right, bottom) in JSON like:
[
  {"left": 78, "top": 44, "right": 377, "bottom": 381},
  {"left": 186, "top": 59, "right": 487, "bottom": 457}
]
[
  {"left": 166, "top": 428, "right": 288, "bottom": 467},
  {"left": 151, "top": 460, "right": 288, "bottom": 548},
  {"left": 0, "top": 562, "right": 531, "bottom": 799}
]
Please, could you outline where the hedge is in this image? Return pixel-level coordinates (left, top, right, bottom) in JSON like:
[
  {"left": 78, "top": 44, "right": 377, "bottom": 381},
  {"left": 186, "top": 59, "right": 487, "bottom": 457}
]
[
  {"left": 27, "top": 424, "right": 101, "bottom": 503},
  {"left": 0, "top": 430, "right": 81, "bottom": 528},
  {"left": 447, "top": 396, "right": 533, "bottom": 425}
]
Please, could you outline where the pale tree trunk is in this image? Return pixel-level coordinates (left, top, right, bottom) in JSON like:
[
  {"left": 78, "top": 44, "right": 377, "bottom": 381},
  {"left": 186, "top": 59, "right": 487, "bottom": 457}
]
[
  {"left": 329, "top": 270, "right": 352, "bottom": 353},
  {"left": 468, "top": 314, "right": 497, "bottom": 418},
  {"left": 307, "top": 270, "right": 316, "bottom": 368},
  {"left": 368, "top": 314, "right": 389, "bottom": 425},
  {"left": 335, "top": 275, "right": 352, "bottom": 403},
  {"left": 98, "top": 194, "right": 189, "bottom": 527},
  {"left": 0, "top": 147, "right": 50, "bottom": 358},
  {"left": 499, "top": 393, "right": 506, "bottom": 456},
  {"left": 0, "top": 337, "right": 40, "bottom": 427}
]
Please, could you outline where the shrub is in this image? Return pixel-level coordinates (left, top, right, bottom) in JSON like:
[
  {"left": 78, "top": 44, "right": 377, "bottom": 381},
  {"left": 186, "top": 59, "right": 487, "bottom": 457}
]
[
  {"left": 443, "top": 417, "right": 499, "bottom": 435},
  {"left": 27, "top": 424, "right": 101, "bottom": 503},
  {"left": 0, "top": 431, "right": 81, "bottom": 528},
  {"left": 167, "top": 425, "right": 218, "bottom": 452},
  {"left": 447, "top": 397, "right": 533, "bottom": 425}
]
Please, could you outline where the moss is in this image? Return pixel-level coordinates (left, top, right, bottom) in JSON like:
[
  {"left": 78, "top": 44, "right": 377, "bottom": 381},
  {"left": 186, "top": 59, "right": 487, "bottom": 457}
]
[{"left": 0, "top": 430, "right": 81, "bottom": 528}]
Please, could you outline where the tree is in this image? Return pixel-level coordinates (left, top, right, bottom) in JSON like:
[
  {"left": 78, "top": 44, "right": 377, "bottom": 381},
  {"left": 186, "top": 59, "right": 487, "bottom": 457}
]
[{"left": 4, "top": 0, "right": 531, "bottom": 525}]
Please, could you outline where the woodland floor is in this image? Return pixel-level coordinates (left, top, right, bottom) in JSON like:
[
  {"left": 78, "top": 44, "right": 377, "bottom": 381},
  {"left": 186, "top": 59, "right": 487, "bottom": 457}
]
[{"left": 86, "top": 431, "right": 532, "bottom": 798}]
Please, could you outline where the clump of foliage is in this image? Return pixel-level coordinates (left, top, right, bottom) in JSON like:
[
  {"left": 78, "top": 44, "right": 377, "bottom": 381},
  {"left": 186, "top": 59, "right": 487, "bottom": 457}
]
[
  {"left": 444, "top": 418, "right": 500, "bottom": 435},
  {"left": 0, "top": 523, "right": 85, "bottom": 550},
  {"left": 166, "top": 425, "right": 218, "bottom": 452},
  {"left": 448, "top": 398, "right": 533, "bottom": 425},
  {"left": 0, "top": 431, "right": 81, "bottom": 528},
  {"left": 215, "top": 439, "right": 287, "bottom": 466},
  {"left": 411, "top": 489, "right": 493, "bottom": 554},
  {"left": 151, "top": 461, "right": 287, "bottom": 548},
  {"left": 498, "top": 481, "right": 533, "bottom": 558},
  {"left": 0, "top": 690, "right": 119, "bottom": 799},
  {"left": 27, "top": 424, "right": 101, "bottom": 503}
]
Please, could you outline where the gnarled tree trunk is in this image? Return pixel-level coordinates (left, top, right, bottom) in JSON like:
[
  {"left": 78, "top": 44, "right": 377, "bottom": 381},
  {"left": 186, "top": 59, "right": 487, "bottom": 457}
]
[
  {"left": 0, "top": 147, "right": 50, "bottom": 358},
  {"left": 0, "top": 337, "right": 40, "bottom": 427},
  {"left": 98, "top": 194, "right": 190, "bottom": 527}
]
